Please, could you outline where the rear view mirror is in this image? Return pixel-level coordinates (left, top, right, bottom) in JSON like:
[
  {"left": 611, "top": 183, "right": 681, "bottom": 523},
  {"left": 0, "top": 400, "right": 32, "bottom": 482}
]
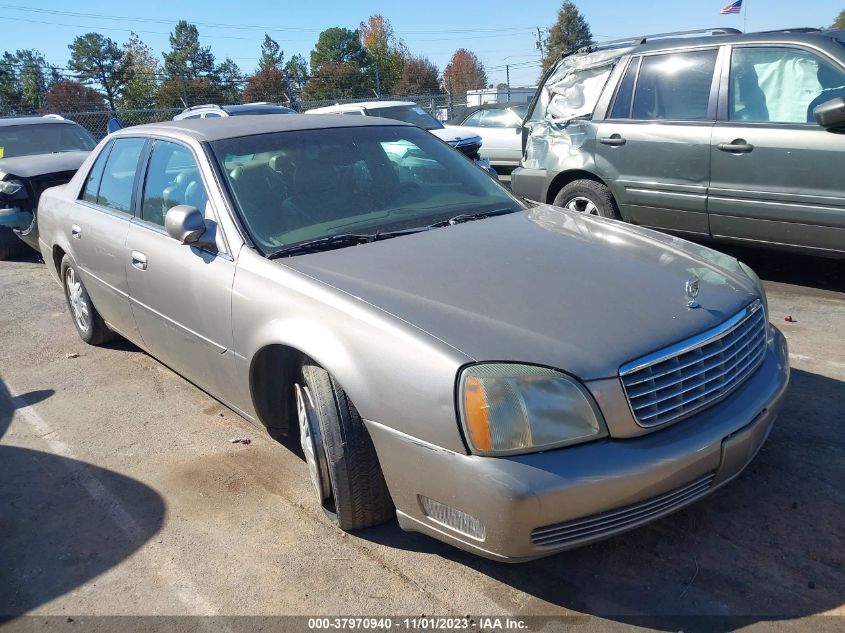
[
  {"left": 165, "top": 205, "right": 208, "bottom": 245},
  {"left": 813, "top": 98, "right": 845, "bottom": 130}
]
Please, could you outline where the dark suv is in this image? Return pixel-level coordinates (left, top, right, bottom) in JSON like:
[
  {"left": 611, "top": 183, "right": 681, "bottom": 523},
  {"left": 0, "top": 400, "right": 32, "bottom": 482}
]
[
  {"left": 0, "top": 115, "right": 95, "bottom": 259},
  {"left": 512, "top": 28, "right": 845, "bottom": 257}
]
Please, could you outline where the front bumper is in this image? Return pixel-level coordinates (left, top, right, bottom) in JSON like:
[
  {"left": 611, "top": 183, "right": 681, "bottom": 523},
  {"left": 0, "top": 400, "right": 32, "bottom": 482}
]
[
  {"left": 510, "top": 166, "right": 550, "bottom": 203},
  {"left": 367, "top": 327, "right": 789, "bottom": 562}
]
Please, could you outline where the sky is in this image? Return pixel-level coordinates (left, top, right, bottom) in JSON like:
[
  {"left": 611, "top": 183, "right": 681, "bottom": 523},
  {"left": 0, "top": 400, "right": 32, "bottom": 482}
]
[{"left": 2, "top": 0, "right": 842, "bottom": 88}]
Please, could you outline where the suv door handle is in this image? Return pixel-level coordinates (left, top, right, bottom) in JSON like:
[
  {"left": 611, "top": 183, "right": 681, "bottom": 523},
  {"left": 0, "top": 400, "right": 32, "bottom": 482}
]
[
  {"left": 717, "top": 140, "right": 754, "bottom": 153},
  {"left": 71, "top": 224, "right": 82, "bottom": 239},
  {"left": 599, "top": 135, "right": 626, "bottom": 146},
  {"left": 131, "top": 251, "right": 147, "bottom": 271}
]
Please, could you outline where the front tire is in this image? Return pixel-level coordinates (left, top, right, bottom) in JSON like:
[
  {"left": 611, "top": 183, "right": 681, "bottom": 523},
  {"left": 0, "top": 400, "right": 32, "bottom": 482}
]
[
  {"left": 297, "top": 358, "right": 394, "bottom": 530},
  {"left": 61, "top": 255, "right": 116, "bottom": 345},
  {"left": 553, "top": 179, "right": 621, "bottom": 220}
]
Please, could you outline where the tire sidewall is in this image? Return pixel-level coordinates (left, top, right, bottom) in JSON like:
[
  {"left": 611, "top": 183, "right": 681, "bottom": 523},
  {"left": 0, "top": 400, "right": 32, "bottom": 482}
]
[
  {"left": 554, "top": 181, "right": 619, "bottom": 220},
  {"left": 61, "top": 256, "right": 95, "bottom": 343}
]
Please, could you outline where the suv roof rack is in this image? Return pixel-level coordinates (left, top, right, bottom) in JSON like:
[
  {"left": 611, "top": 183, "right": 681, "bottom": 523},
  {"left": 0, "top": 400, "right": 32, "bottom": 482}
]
[
  {"left": 577, "top": 27, "right": 742, "bottom": 54},
  {"left": 756, "top": 27, "right": 822, "bottom": 34}
]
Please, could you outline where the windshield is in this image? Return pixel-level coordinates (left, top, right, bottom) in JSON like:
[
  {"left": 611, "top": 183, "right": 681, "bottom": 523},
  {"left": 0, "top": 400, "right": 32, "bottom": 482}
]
[
  {"left": 210, "top": 125, "right": 523, "bottom": 254},
  {"left": 365, "top": 105, "right": 443, "bottom": 130},
  {"left": 0, "top": 123, "right": 96, "bottom": 158}
]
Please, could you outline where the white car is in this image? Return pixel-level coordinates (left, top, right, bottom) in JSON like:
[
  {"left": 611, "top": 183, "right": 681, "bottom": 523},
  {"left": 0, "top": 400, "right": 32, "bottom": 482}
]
[
  {"left": 306, "top": 101, "right": 494, "bottom": 174},
  {"left": 446, "top": 103, "right": 528, "bottom": 168}
]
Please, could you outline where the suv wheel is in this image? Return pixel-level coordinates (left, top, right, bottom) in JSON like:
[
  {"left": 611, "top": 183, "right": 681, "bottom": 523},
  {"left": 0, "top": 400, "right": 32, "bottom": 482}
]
[{"left": 554, "top": 180, "right": 621, "bottom": 220}]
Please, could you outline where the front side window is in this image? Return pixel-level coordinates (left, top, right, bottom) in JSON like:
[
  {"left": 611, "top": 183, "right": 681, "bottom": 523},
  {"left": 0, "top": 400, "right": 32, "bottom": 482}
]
[
  {"left": 95, "top": 137, "right": 146, "bottom": 213},
  {"left": 211, "top": 126, "right": 522, "bottom": 254},
  {"left": 479, "top": 109, "right": 522, "bottom": 128},
  {"left": 730, "top": 46, "right": 845, "bottom": 123},
  {"left": 0, "top": 122, "right": 95, "bottom": 159},
  {"left": 631, "top": 49, "right": 718, "bottom": 121},
  {"left": 141, "top": 140, "right": 208, "bottom": 227}
]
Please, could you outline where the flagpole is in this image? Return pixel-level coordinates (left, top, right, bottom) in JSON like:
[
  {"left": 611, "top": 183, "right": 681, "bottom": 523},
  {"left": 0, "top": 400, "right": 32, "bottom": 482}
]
[{"left": 744, "top": 0, "right": 749, "bottom": 32}]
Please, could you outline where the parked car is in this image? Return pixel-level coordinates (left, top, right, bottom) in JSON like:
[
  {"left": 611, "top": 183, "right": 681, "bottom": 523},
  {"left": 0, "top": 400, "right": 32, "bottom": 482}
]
[
  {"left": 306, "top": 100, "right": 496, "bottom": 175},
  {"left": 37, "top": 115, "right": 789, "bottom": 561},
  {"left": 512, "top": 27, "right": 845, "bottom": 257},
  {"left": 174, "top": 102, "right": 296, "bottom": 120},
  {"left": 0, "top": 115, "right": 96, "bottom": 259},
  {"left": 447, "top": 102, "right": 528, "bottom": 168}
]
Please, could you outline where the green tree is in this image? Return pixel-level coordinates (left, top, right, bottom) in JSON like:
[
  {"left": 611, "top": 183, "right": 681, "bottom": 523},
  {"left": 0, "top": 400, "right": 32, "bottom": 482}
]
[
  {"left": 833, "top": 10, "right": 845, "bottom": 29},
  {"left": 359, "top": 14, "right": 406, "bottom": 95},
  {"left": 120, "top": 33, "right": 160, "bottom": 110},
  {"left": 310, "top": 27, "right": 366, "bottom": 70},
  {"left": 156, "top": 77, "right": 222, "bottom": 108},
  {"left": 302, "top": 61, "right": 372, "bottom": 100},
  {"left": 216, "top": 58, "right": 242, "bottom": 103},
  {"left": 285, "top": 53, "right": 308, "bottom": 102},
  {"left": 0, "top": 50, "right": 54, "bottom": 114},
  {"left": 68, "top": 33, "right": 127, "bottom": 111},
  {"left": 259, "top": 34, "right": 284, "bottom": 71},
  {"left": 542, "top": 1, "right": 593, "bottom": 71},
  {"left": 163, "top": 21, "right": 216, "bottom": 81}
]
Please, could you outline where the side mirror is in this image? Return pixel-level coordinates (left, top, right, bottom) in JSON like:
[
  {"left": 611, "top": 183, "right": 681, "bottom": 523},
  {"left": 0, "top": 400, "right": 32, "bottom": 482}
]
[
  {"left": 165, "top": 205, "right": 209, "bottom": 245},
  {"left": 106, "top": 117, "right": 123, "bottom": 134},
  {"left": 515, "top": 126, "right": 523, "bottom": 134},
  {"left": 813, "top": 98, "right": 845, "bottom": 130}
]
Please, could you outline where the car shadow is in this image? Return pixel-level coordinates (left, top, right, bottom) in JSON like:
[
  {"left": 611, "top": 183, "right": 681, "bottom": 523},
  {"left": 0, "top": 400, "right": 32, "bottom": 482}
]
[
  {"left": 357, "top": 368, "right": 845, "bottom": 628},
  {"left": 696, "top": 242, "right": 845, "bottom": 293},
  {"left": 0, "top": 380, "right": 165, "bottom": 617}
]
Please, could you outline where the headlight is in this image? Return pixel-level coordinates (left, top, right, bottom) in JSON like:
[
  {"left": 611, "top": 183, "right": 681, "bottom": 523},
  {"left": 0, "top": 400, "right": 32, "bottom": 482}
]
[
  {"left": 458, "top": 363, "right": 607, "bottom": 456},
  {"left": 0, "top": 179, "right": 24, "bottom": 196},
  {"left": 739, "top": 261, "right": 768, "bottom": 321}
]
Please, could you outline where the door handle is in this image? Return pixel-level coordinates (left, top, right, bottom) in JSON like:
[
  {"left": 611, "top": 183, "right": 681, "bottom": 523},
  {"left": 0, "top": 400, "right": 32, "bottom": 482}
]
[
  {"left": 599, "top": 134, "right": 626, "bottom": 146},
  {"left": 717, "top": 140, "right": 754, "bottom": 153},
  {"left": 71, "top": 224, "right": 82, "bottom": 239},
  {"left": 131, "top": 251, "right": 147, "bottom": 271}
]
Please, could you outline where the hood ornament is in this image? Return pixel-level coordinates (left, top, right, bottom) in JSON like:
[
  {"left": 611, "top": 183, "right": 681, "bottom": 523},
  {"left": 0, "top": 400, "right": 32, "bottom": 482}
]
[{"left": 685, "top": 275, "right": 700, "bottom": 309}]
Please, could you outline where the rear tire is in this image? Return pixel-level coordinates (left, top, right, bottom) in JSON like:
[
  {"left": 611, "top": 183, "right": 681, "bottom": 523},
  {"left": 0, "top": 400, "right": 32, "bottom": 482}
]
[
  {"left": 297, "top": 358, "right": 394, "bottom": 530},
  {"left": 60, "top": 254, "right": 117, "bottom": 345},
  {"left": 0, "top": 227, "right": 30, "bottom": 260},
  {"left": 553, "top": 179, "right": 621, "bottom": 220}
]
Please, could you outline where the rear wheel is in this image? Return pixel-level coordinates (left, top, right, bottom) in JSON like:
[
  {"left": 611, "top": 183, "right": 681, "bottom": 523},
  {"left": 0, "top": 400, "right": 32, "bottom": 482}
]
[
  {"left": 296, "top": 358, "right": 394, "bottom": 530},
  {"left": 61, "top": 255, "right": 117, "bottom": 345},
  {"left": 0, "top": 227, "right": 29, "bottom": 260},
  {"left": 553, "top": 179, "right": 621, "bottom": 220}
]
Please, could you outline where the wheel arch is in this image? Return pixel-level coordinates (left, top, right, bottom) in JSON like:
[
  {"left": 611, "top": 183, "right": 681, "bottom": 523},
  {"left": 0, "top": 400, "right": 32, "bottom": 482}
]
[
  {"left": 248, "top": 343, "right": 304, "bottom": 432},
  {"left": 546, "top": 169, "right": 610, "bottom": 205}
]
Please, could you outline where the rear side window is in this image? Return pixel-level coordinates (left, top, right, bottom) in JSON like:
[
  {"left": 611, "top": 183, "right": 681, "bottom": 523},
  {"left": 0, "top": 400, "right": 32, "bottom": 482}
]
[
  {"left": 141, "top": 140, "right": 208, "bottom": 227},
  {"left": 730, "top": 46, "right": 845, "bottom": 123},
  {"left": 631, "top": 49, "right": 718, "bottom": 120},
  {"left": 95, "top": 138, "right": 146, "bottom": 213},
  {"left": 609, "top": 57, "right": 640, "bottom": 119},
  {"left": 81, "top": 142, "right": 112, "bottom": 203}
]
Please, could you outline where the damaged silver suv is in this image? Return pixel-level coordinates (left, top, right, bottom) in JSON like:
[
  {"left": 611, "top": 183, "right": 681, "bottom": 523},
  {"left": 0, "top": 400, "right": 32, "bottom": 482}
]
[{"left": 512, "top": 27, "right": 845, "bottom": 257}]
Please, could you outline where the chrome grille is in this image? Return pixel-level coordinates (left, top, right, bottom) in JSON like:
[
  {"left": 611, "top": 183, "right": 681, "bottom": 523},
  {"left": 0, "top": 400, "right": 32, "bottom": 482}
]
[
  {"left": 531, "top": 473, "right": 715, "bottom": 548},
  {"left": 620, "top": 301, "right": 767, "bottom": 427}
]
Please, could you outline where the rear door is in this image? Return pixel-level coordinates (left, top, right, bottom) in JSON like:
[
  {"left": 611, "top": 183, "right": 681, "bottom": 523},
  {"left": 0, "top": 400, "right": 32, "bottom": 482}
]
[
  {"left": 70, "top": 137, "right": 146, "bottom": 338},
  {"left": 594, "top": 47, "right": 721, "bottom": 235},
  {"left": 709, "top": 44, "right": 845, "bottom": 253},
  {"left": 125, "top": 138, "right": 237, "bottom": 399}
]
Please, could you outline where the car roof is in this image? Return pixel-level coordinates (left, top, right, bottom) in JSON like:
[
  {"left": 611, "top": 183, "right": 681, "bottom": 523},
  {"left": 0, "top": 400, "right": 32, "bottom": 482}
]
[
  {"left": 221, "top": 103, "right": 295, "bottom": 113},
  {"left": 113, "top": 113, "right": 413, "bottom": 142},
  {"left": 0, "top": 116, "right": 78, "bottom": 127},
  {"left": 565, "top": 28, "right": 845, "bottom": 61},
  {"left": 307, "top": 100, "right": 417, "bottom": 113}
]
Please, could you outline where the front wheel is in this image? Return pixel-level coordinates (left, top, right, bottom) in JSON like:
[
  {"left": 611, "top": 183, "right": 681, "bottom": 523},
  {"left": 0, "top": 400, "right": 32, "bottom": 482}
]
[
  {"left": 61, "top": 255, "right": 117, "bottom": 345},
  {"left": 296, "top": 358, "right": 394, "bottom": 530},
  {"left": 553, "top": 179, "right": 621, "bottom": 220}
]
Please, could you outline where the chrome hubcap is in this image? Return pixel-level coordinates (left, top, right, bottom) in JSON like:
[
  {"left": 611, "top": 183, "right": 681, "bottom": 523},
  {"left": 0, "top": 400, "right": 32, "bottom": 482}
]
[
  {"left": 295, "top": 384, "right": 331, "bottom": 504},
  {"left": 565, "top": 196, "right": 599, "bottom": 215},
  {"left": 65, "top": 267, "right": 89, "bottom": 332}
]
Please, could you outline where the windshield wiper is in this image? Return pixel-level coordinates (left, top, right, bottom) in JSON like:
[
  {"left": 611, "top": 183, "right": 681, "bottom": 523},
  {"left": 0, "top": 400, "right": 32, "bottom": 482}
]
[
  {"left": 267, "top": 233, "right": 373, "bottom": 259},
  {"left": 429, "top": 207, "right": 517, "bottom": 227}
]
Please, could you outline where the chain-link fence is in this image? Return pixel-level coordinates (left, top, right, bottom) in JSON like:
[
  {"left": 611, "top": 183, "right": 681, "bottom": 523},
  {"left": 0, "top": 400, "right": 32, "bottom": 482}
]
[{"left": 56, "top": 93, "right": 471, "bottom": 140}]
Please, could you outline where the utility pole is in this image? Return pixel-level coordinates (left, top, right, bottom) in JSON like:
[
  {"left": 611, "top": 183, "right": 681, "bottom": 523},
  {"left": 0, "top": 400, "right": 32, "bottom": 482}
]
[
  {"left": 375, "top": 65, "right": 381, "bottom": 99},
  {"left": 506, "top": 65, "right": 511, "bottom": 101},
  {"left": 535, "top": 27, "right": 546, "bottom": 60}
]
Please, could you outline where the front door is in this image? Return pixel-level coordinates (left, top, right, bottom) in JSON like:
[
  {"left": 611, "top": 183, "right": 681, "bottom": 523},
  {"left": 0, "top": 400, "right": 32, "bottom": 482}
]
[
  {"left": 459, "top": 109, "right": 524, "bottom": 165},
  {"left": 70, "top": 137, "right": 146, "bottom": 338},
  {"left": 594, "top": 48, "right": 720, "bottom": 235},
  {"left": 125, "top": 138, "right": 236, "bottom": 399},
  {"left": 709, "top": 45, "right": 845, "bottom": 253}
]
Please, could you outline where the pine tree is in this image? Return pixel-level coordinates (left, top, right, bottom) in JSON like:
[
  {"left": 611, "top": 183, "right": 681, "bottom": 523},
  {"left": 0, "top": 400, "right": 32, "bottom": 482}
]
[{"left": 542, "top": 2, "right": 593, "bottom": 71}]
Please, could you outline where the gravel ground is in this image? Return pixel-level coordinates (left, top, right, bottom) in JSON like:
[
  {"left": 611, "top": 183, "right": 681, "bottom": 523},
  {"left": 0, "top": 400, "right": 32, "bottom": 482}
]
[{"left": 0, "top": 243, "right": 842, "bottom": 632}]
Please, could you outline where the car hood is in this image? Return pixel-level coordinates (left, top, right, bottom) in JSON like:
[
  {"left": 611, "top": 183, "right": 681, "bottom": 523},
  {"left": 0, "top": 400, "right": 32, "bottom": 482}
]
[
  {"left": 428, "top": 127, "right": 481, "bottom": 146},
  {"left": 0, "top": 151, "right": 89, "bottom": 178},
  {"left": 283, "top": 205, "right": 760, "bottom": 380}
]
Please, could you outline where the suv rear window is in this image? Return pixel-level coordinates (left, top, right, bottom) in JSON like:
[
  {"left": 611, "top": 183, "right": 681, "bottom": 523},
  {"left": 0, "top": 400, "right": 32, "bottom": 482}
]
[{"left": 619, "top": 49, "right": 718, "bottom": 121}]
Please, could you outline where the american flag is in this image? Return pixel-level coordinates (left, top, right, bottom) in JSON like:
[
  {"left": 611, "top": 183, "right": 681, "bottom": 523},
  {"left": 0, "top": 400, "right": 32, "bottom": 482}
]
[{"left": 720, "top": 0, "right": 743, "bottom": 14}]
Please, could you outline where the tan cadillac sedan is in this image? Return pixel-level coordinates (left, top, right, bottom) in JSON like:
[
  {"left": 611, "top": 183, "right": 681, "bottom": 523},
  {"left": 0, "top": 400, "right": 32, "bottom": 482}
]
[{"left": 36, "top": 115, "right": 789, "bottom": 561}]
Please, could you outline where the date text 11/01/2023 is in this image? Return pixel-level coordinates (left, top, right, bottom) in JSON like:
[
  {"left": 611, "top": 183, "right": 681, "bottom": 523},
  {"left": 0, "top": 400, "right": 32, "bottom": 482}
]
[{"left": 307, "top": 617, "right": 528, "bottom": 630}]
